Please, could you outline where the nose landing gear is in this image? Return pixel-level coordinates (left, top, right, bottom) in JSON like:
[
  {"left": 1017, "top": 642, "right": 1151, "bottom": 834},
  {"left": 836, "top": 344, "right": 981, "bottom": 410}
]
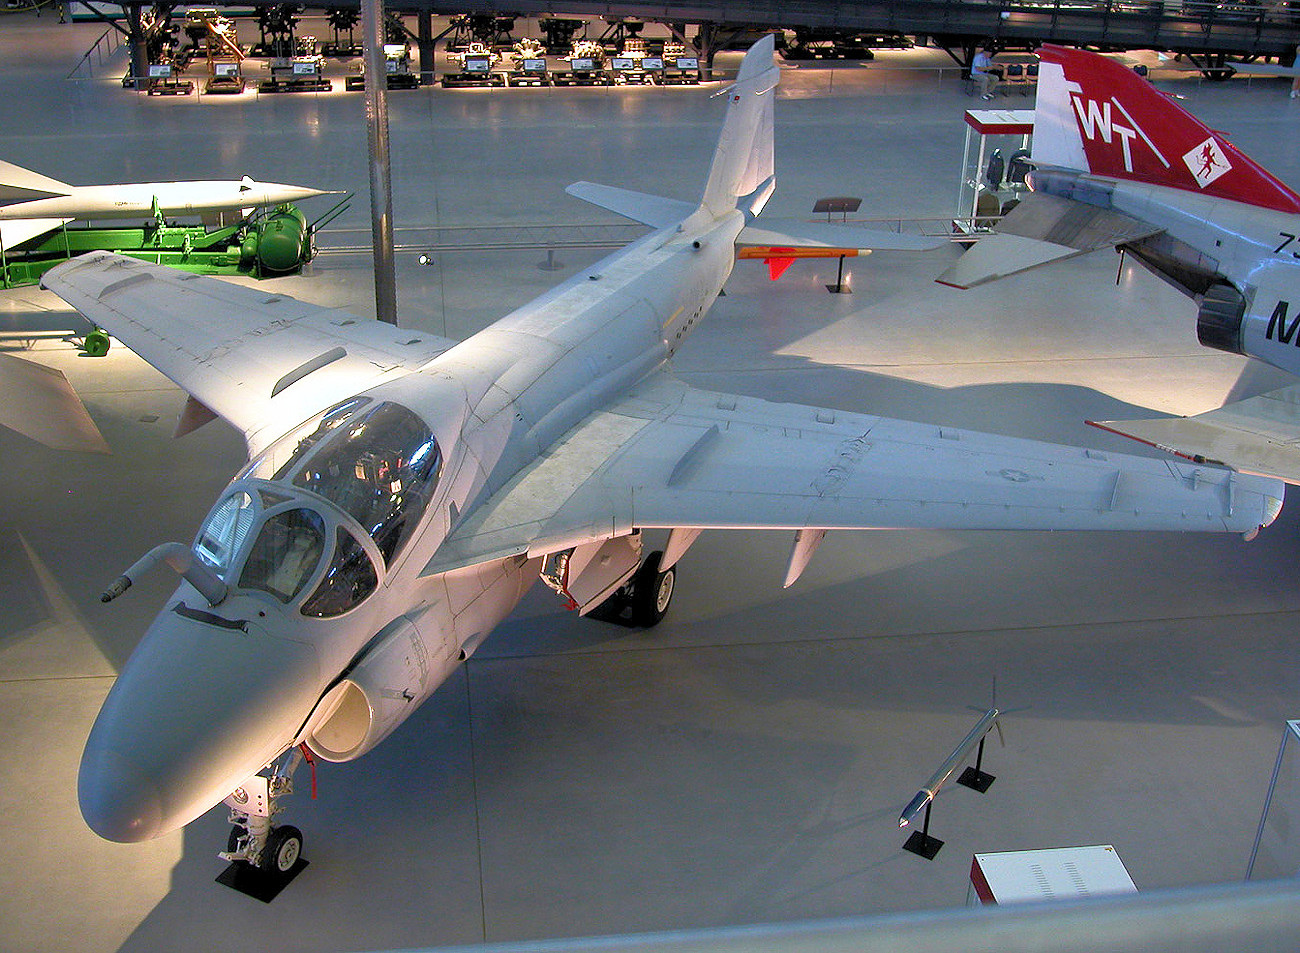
[{"left": 215, "top": 748, "right": 310, "bottom": 901}]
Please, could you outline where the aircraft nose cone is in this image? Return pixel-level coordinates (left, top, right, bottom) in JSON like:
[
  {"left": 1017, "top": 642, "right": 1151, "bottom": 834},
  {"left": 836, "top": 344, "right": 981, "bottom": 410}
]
[{"left": 78, "top": 749, "right": 162, "bottom": 843}]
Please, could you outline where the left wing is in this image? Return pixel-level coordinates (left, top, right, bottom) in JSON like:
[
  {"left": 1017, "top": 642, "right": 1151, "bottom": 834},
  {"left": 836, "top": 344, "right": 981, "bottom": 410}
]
[
  {"left": 41, "top": 252, "right": 458, "bottom": 447},
  {"left": 430, "top": 373, "right": 1282, "bottom": 578}
]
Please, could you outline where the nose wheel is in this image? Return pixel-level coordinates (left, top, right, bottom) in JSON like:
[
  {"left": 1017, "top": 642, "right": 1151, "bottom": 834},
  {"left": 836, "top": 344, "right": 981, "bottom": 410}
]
[{"left": 216, "top": 750, "right": 310, "bottom": 901}]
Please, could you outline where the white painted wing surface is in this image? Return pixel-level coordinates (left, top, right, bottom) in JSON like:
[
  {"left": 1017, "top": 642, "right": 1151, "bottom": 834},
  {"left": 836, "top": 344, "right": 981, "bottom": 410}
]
[
  {"left": 429, "top": 374, "right": 1283, "bottom": 573},
  {"left": 41, "top": 251, "right": 458, "bottom": 444}
]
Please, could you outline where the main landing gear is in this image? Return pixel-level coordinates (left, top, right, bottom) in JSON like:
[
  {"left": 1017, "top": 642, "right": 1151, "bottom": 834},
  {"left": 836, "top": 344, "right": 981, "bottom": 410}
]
[
  {"left": 216, "top": 746, "right": 310, "bottom": 901},
  {"left": 587, "top": 550, "right": 676, "bottom": 628}
]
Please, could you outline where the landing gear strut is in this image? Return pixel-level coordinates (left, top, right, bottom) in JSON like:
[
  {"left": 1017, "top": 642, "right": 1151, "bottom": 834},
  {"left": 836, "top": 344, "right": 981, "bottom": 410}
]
[
  {"left": 215, "top": 747, "right": 309, "bottom": 900},
  {"left": 587, "top": 549, "right": 676, "bottom": 627}
]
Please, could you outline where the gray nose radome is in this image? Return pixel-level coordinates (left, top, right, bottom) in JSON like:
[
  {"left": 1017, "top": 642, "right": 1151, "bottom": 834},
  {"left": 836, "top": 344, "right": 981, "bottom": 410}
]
[{"left": 78, "top": 749, "right": 163, "bottom": 843}]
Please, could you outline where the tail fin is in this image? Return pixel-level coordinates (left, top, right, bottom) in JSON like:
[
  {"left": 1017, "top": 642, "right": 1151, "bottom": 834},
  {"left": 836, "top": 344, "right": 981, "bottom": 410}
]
[
  {"left": 0, "top": 159, "right": 71, "bottom": 205},
  {"left": 1034, "top": 45, "right": 1300, "bottom": 214},
  {"left": 700, "top": 34, "right": 779, "bottom": 219}
]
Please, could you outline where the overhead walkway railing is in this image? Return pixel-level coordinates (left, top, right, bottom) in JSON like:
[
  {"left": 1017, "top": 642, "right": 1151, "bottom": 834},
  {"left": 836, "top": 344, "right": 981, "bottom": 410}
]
[{"left": 424, "top": 0, "right": 1300, "bottom": 57}]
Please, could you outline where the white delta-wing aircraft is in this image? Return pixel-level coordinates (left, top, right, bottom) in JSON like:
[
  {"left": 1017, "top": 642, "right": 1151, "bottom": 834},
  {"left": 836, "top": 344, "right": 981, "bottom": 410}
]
[
  {"left": 42, "top": 37, "right": 1283, "bottom": 876},
  {"left": 0, "top": 158, "right": 336, "bottom": 251},
  {"left": 937, "top": 45, "right": 1300, "bottom": 485}
]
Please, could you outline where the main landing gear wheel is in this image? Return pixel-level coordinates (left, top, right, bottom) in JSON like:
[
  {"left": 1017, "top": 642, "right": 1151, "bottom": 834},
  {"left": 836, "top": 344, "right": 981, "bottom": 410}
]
[
  {"left": 585, "top": 550, "right": 676, "bottom": 628},
  {"left": 261, "top": 825, "right": 304, "bottom": 874},
  {"left": 631, "top": 550, "right": 675, "bottom": 628}
]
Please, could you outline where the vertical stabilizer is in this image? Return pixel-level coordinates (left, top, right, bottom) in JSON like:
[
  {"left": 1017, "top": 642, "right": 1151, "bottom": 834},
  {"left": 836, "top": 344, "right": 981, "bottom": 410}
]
[
  {"left": 700, "top": 34, "right": 779, "bottom": 219},
  {"left": 0, "top": 159, "right": 72, "bottom": 205},
  {"left": 1033, "top": 45, "right": 1300, "bottom": 214}
]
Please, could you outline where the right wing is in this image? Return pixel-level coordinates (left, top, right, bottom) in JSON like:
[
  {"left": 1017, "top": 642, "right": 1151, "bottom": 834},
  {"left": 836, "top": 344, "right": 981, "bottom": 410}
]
[
  {"left": 936, "top": 192, "right": 1161, "bottom": 289},
  {"left": 430, "top": 373, "right": 1283, "bottom": 580},
  {"left": 41, "top": 252, "right": 458, "bottom": 447},
  {"left": 1092, "top": 383, "right": 1300, "bottom": 485}
]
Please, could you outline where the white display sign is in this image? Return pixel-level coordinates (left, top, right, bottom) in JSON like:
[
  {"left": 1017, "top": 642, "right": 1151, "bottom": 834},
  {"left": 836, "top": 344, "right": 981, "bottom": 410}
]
[
  {"left": 292, "top": 61, "right": 317, "bottom": 75},
  {"left": 148, "top": 64, "right": 172, "bottom": 78},
  {"left": 214, "top": 62, "right": 238, "bottom": 77},
  {"left": 641, "top": 57, "right": 664, "bottom": 70},
  {"left": 523, "top": 59, "right": 547, "bottom": 72},
  {"left": 570, "top": 57, "right": 595, "bottom": 71},
  {"left": 465, "top": 58, "right": 491, "bottom": 72},
  {"left": 675, "top": 57, "right": 698, "bottom": 69},
  {"left": 611, "top": 57, "right": 635, "bottom": 70}
]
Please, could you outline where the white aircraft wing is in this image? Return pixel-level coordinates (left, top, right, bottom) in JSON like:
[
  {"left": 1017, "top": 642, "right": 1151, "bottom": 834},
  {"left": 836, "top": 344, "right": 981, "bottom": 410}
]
[
  {"left": 935, "top": 191, "right": 1161, "bottom": 289},
  {"left": 1092, "top": 384, "right": 1300, "bottom": 485},
  {"left": 1, "top": 217, "right": 69, "bottom": 251},
  {"left": 40, "top": 251, "right": 458, "bottom": 444},
  {"left": 429, "top": 373, "right": 1281, "bottom": 576}
]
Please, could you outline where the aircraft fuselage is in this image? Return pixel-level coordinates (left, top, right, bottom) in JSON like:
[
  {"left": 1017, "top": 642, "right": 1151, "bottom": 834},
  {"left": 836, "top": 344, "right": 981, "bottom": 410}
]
[
  {"left": 79, "top": 205, "right": 745, "bottom": 842},
  {"left": 1030, "top": 167, "right": 1300, "bottom": 376}
]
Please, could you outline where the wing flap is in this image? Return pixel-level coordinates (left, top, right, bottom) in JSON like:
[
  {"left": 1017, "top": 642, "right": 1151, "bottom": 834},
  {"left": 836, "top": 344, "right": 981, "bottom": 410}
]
[
  {"left": 41, "top": 252, "right": 458, "bottom": 442},
  {"left": 428, "top": 375, "right": 1283, "bottom": 575},
  {"left": 936, "top": 192, "right": 1161, "bottom": 289},
  {"left": 1091, "top": 384, "right": 1300, "bottom": 484}
]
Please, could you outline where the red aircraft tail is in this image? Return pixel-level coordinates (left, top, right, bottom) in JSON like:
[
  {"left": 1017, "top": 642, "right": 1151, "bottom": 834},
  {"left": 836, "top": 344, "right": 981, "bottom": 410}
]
[{"left": 1033, "top": 45, "right": 1300, "bottom": 214}]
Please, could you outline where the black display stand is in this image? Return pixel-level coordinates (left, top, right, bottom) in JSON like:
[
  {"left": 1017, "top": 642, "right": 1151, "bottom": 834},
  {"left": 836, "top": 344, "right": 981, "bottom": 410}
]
[
  {"left": 826, "top": 255, "right": 851, "bottom": 294},
  {"left": 957, "top": 736, "right": 996, "bottom": 793},
  {"left": 902, "top": 801, "right": 944, "bottom": 860},
  {"left": 216, "top": 858, "right": 309, "bottom": 903}
]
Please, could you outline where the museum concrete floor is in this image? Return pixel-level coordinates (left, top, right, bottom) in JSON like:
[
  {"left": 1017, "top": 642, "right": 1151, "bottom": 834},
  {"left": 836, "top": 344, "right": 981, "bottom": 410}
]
[{"left": 4, "top": 15, "right": 1300, "bottom": 953}]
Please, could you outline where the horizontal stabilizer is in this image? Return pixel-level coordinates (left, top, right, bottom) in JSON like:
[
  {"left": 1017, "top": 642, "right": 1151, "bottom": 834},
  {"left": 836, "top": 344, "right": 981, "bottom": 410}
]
[
  {"left": 739, "top": 218, "right": 944, "bottom": 252},
  {"left": 936, "top": 192, "right": 1160, "bottom": 289},
  {"left": 0, "top": 353, "right": 109, "bottom": 453},
  {"left": 565, "top": 181, "right": 695, "bottom": 228},
  {"left": 0, "top": 159, "right": 71, "bottom": 205},
  {"left": 1, "top": 217, "right": 69, "bottom": 251},
  {"left": 1091, "top": 384, "right": 1300, "bottom": 485}
]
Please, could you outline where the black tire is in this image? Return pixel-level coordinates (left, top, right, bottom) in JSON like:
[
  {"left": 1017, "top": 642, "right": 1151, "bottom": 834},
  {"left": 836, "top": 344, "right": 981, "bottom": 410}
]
[
  {"left": 261, "top": 824, "right": 304, "bottom": 874},
  {"left": 631, "top": 551, "right": 675, "bottom": 628}
]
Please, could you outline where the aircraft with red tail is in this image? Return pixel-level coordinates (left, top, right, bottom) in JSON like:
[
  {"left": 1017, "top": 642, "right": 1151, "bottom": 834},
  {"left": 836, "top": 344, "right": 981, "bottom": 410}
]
[{"left": 937, "top": 44, "right": 1300, "bottom": 485}]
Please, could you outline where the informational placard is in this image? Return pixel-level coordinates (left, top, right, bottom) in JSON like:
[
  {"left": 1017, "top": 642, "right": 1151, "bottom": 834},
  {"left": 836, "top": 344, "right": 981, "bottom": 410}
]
[
  {"left": 148, "top": 64, "right": 172, "bottom": 78},
  {"left": 214, "top": 62, "right": 239, "bottom": 77},
  {"left": 523, "top": 59, "right": 547, "bottom": 72},
  {"left": 641, "top": 57, "right": 664, "bottom": 71},
  {"left": 611, "top": 57, "right": 635, "bottom": 70},
  {"left": 292, "top": 60, "right": 318, "bottom": 75},
  {"left": 674, "top": 56, "right": 699, "bottom": 70},
  {"left": 570, "top": 57, "right": 595, "bottom": 71},
  {"left": 464, "top": 58, "right": 491, "bottom": 72}
]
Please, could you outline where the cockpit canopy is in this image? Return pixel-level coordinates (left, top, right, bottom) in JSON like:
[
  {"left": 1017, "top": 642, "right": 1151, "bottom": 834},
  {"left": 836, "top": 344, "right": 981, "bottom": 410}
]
[{"left": 195, "top": 397, "right": 444, "bottom": 617}]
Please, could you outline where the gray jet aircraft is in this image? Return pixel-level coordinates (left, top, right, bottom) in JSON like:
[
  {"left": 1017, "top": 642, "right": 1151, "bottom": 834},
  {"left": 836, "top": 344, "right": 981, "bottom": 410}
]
[{"left": 41, "top": 37, "right": 1283, "bottom": 878}]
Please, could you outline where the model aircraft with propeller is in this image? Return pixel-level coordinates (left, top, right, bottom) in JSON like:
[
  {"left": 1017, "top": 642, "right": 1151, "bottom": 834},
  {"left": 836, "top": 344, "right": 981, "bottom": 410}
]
[
  {"left": 40, "top": 37, "right": 1284, "bottom": 881},
  {"left": 937, "top": 45, "right": 1300, "bottom": 486}
]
